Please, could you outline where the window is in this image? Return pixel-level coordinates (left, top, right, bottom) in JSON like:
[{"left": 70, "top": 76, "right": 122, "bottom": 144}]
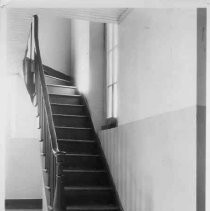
[{"left": 106, "top": 23, "right": 118, "bottom": 119}]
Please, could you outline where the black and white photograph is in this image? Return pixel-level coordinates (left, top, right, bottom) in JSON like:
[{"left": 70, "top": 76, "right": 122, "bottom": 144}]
[{"left": 0, "top": 0, "right": 209, "bottom": 211}]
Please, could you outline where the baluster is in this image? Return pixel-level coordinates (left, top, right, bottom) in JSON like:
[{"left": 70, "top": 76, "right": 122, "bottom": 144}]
[
  {"left": 53, "top": 156, "right": 64, "bottom": 211},
  {"left": 53, "top": 154, "right": 56, "bottom": 200},
  {"left": 40, "top": 91, "right": 44, "bottom": 144},
  {"left": 45, "top": 111, "right": 49, "bottom": 171},
  {"left": 50, "top": 144, "right": 54, "bottom": 206}
]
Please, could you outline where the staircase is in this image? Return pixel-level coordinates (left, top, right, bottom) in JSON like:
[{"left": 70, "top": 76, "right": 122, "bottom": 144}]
[{"left": 23, "top": 15, "right": 122, "bottom": 211}]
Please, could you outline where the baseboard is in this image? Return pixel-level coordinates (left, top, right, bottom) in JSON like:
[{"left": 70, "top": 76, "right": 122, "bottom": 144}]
[{"left": 5, "top": 199, "right": 42, "bottom": 209}]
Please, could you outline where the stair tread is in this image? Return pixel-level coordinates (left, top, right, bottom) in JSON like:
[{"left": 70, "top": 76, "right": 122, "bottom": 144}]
[
  {"left": 45, "top": 74, "right": 71, "bottom": 82},
  {"left": 58, "top": 139, "right": 95, "bottom": 143},
  {"left": 55, "top": 126, "right": 92, "bottom": 130},
  {"left": 53, "top": 114, "right": 88, "bottom": 118},
  {"left": 47, "top": 84, "right": 76, "bottom": 89},
  {"left": 63, "top": 169, "right": 106, "bottom": 173},
  {"left": 64, "top": 186, "right": 113, "bottom": 190},
  {"left": 62, "top": 153, "right": 100, "bottom": 157},
  {"left": 51, "top": 103, "right": 85, "bottom": 107},
  {"left": 50, "top": 93, "right": 81, "bottom": 97},
  {"left": 66, "top": 205, "right": 119, "bottom": 210}
]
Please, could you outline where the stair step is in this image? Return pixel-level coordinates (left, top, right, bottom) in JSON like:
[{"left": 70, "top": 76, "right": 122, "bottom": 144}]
[
  {"left": 47, "top": 84, "right": 78, "bottom": 95},
  {"left": 51, "top": 103, "right": 86, "bottom": 115},
  {"left": 53, "top": 114, "right": 91, "bottom": 128},
  {"left": 64, "top": 187, "right": 116, "bottom": 206},
  {"left": 63, "top": 169, "right": 106, "bottom": 173},
  {"left": 63, "top": 169, "right": 111, "bottom": 187},
  {"left": 50, "top": 94, "right": 82, "bottom": 105},
  {"left": 64, "top": 186, "right": 113, "bottom": 191},
  {"left": 66, "top": 205, "right": 119, "bottom": 211},
  {"left": 55, "top": 126, "right": 94, "bottom": 140},
  {"left": 58, "top": 139, "right": 98, "bottom": 154},
  {"left": 61, "top": 153, "right": 105, "bottom": 170},
  {"left": 63, "top": 153, "right": 101, "bottom": 157},
  {"left": 45, "top": 74, "right": 73, "bottom": 86},
  {"left": 58, "top": 139, "right": 95, "bottom": 143},
  {"left": 47, "top": 84, "right": 76, "bottom": 88}
]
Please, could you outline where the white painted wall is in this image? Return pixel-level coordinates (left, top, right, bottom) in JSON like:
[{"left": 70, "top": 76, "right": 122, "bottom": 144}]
[
  {"left": 5, "top": 75, "right": 42, "bottom": 199},
  {"left": 0, "top": 8, "right": 7, "bottom": 210},
  {"left": 100, "top": 9, "right": 198, "bottom": 211},
  {"left": 70, "top": 20, "right": 105, "bottom": 131},
  {"left": 6, "top": 9, "right": 72, "bottom": 76},
  {"left": 39, "top": 16, "right": 71, "bottom": 76},
  {"left": 88, "top": 22, "right": 106, "bottom": 131},
  {"left": 6, "top": 138, "right": 42, "bottom": 199},
  {"left": 70, "top": 19, "right": 90, "bottom": 92},
  {"left": 118, "top": 9, "right": 197, "bottom": 125},
  {"left": 100, "top": 107, "right": 196, "bottom": 211}
]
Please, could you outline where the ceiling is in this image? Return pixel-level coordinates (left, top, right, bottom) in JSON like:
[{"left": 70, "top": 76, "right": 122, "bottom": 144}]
[{"left": 5, "top": 0, "right": 210, "bottom": 8}]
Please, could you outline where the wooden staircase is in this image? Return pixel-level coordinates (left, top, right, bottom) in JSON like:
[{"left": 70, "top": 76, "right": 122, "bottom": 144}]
[{"left": 23, "top": 15, "right": 122, "bottom": 211}]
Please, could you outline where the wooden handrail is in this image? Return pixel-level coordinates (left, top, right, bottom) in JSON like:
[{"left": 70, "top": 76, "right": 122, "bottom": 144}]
[{"left": 33, "top": 15, "right": 62, "bottom": 156}]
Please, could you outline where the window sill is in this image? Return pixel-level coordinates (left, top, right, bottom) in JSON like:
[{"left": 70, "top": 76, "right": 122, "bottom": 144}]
[{"left": 101, "top": 117, "right": 118, "bottom": 130}]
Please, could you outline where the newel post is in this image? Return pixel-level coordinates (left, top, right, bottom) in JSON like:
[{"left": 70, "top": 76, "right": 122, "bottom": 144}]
[{"left": 53, "top": 155, "right": 64, "bottom": 211}]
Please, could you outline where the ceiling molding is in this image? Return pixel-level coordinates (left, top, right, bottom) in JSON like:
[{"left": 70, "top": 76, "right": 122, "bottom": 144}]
[
  {"left": 118, "top": 8, "right": 133, "bottom": 23},
  {"left": 7, "top": 8, "right": 128, "bottom": 23}
]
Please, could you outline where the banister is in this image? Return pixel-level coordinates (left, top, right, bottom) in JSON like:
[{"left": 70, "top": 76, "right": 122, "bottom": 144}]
[
  {"left": 23, "top": 15, "right": 65, "bottom": 210},
  {"left": 32, "top": 15, "right": 62, "bottom": 156}
]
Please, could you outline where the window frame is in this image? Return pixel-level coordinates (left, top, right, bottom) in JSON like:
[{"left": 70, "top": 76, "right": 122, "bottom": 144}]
[{"left": 103, "top": 23, "right": 118, "bottom": 129}]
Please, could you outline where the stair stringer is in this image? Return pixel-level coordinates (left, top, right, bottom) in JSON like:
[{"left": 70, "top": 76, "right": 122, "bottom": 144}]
[{"left": 80, "top": 94, "right": 124, "bottom": 211}]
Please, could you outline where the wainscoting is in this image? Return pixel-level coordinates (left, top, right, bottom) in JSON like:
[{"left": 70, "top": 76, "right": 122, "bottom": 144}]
[{"left": 99, "top": 106, "right": 197, "bottom": 211}]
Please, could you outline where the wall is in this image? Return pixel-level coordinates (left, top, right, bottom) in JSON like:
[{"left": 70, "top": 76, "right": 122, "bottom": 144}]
[
  {"left": 88, "top": 22, "right": 106, "bottom": 131},
  {"left": 100, "top": 107, "right": 196, "bottom": 211},
  {"left": 6, "top": 9, "right": 72, "bottom": 76},
  {"left": 0, "top": 8, "right": 7, "bottom": 211},
  {"left": 70, "top": 20, "right": 105, "bottom": 131},
  {"left": 118, "top": 9, "right": 197, "bottom": 125},
  {"left": 5, "top": 75, "right": 42, "bottom": 200},
  {"left": 39, "top": 16, "right": 71, "bottom": 76},
  {"left": 70, "top": 19, "right": 90, "bottom": 92},
  {"left": 6, "top": 9, "right": 43, "bottom": 200},
  {"left": 99, "top": 9, "right": 198, "bottom": 211}
]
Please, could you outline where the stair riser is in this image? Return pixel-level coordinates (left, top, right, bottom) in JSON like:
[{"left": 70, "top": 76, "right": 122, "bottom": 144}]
[
  {"left": 50, "top": 95, "right": 81, "bottom": 105},
  {"left": 66, "top": 209, "right": 119, "bottom": 211},
  {"left": 45, "top": 76, "right": 73, "bottom": 86},
  {"left": 64, "top": 189, "right": 116, "bottom": 206},
  {"left": 59, "top": 141, "right": 98, "bottom": 154},
  {"left": 62, "top": 156, "right": 104, "bottom": 170},
  {"left": 51, "top": 104, "right": 86, "bottom": 115},
  {"left": 63, "top": 172, "right": 111, "bottom": 187},
  {"left": 53, "top": 115, "right": 91, "bottom": 128},
  {"left": 47, "top": 86, "right": 78, "bottom": 95},
  {"left": 56, "top": 128, "right": 94, "bottom": 140}
]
